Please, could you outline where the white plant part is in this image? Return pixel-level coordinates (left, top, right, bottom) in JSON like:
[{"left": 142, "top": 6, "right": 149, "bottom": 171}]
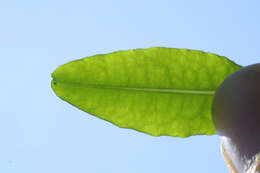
[{"left": 221, "top": 136, "right": 260, "bottom": 173}]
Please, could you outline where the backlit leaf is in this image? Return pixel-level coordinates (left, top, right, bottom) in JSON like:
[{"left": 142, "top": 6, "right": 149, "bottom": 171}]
[{"left": 51, "top": 47, "right": 242, "bottom": 137}]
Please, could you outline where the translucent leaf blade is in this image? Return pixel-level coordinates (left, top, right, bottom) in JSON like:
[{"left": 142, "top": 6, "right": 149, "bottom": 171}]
[{"left": 51, "top": 47, "right": 242, "bottom": 137}]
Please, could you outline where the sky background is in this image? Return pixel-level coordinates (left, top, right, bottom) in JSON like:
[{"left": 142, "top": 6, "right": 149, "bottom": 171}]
[{"left": 1, "top": 0, "right": 260, "bottom": 172}]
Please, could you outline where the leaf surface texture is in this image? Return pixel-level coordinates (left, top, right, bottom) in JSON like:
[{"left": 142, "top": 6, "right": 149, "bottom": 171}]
[{"left": 51, "top": 47, "right": 242, "bottom": 137}]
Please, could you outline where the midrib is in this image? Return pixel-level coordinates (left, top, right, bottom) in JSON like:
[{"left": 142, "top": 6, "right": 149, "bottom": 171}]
[{"left": 53, "top": 80, "right": 216, "bottom": 95}]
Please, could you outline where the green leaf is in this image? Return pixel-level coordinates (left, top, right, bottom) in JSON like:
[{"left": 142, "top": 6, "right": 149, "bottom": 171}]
[{"left": 51, "top": 47, "right": 242, "bottom": 137}]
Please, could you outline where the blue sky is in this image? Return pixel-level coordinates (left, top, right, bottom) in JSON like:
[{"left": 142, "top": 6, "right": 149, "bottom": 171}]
[{"left": 1, "top": 0, "right": 259, "bottom": 172}]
